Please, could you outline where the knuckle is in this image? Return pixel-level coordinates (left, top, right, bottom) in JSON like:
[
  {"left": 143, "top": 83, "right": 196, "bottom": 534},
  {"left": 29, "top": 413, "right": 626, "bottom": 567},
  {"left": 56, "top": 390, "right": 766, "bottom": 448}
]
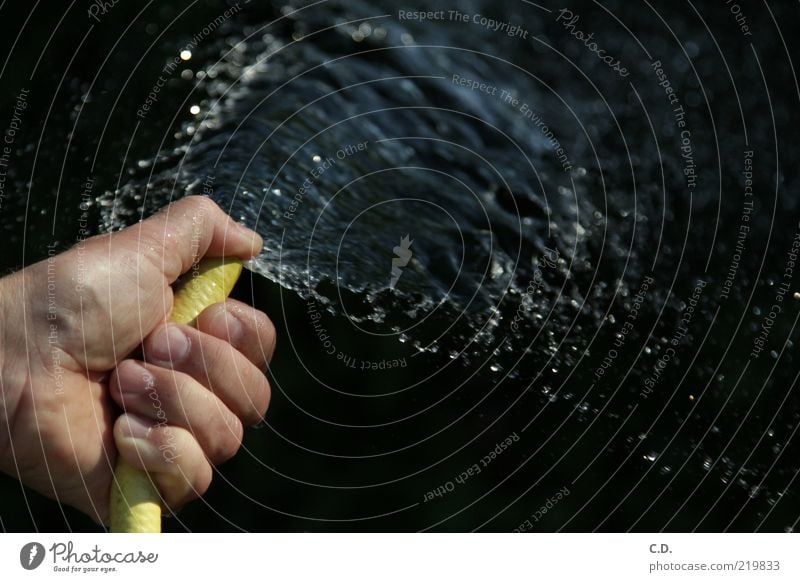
[
  {"left": 208, "top": 417, "right": 242, "bottom": 463},
  {"left": 186, "top": 195, "right": 222, "bottom": 222},
  {"left": 47, "top": 434, "right": 78, "bottom": 469},
  {"left": 113, "top": 361, "right": 153, "bottom": 407},
  {"left": 146, "top": 424, "right": 171, "bottom": 450}
]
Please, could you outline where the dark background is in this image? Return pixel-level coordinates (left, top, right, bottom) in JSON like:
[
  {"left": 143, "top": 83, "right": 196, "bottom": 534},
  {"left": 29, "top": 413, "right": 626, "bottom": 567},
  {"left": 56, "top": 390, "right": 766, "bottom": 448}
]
[{"left": 1, "top": 0, "right": 799, "bottom": 532}]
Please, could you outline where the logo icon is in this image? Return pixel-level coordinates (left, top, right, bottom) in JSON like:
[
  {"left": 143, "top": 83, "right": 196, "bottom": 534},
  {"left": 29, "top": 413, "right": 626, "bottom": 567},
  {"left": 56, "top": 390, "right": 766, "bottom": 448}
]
[
  {"left": 20, "top": 542, "right": 45, "bottom": 570},
  {"left": 389, "top": 235, "right": 413, "bottom": 289}
]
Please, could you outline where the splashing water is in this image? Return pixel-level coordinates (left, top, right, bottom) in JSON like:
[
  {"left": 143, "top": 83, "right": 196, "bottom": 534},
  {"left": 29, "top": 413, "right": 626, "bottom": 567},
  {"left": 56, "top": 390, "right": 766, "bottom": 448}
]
[
  {"left": 64, "top": 0, "right": 798, "bottom": 531},
  {"left": 98, "top": 0, "right": 641, "bottom": 369}
]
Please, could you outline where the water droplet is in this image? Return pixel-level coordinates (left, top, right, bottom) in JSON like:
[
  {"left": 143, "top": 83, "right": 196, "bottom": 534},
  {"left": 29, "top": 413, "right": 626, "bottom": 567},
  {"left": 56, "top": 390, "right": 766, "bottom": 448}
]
[
  {"left": 180, "top": 49, "right": 192, "bottom": 61},
  {"left": 703, "top": 457, "right": 713, "bottom": 470},
  {"left": 643, "top": 451, "right": 658, "bottom": 462},
  {"left": 189, "top": 105, "right": 200, "bottom": 115}
]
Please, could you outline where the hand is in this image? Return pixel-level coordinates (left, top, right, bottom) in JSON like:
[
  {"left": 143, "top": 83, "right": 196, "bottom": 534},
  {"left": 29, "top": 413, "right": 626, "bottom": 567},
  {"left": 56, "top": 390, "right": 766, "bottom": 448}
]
[{"left": 0, "top": 196, "right": 275, "bottom": 524}]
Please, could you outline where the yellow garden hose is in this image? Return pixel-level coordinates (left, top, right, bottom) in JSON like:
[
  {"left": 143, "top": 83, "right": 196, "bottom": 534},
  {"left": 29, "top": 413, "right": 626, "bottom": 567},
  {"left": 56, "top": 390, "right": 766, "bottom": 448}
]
[{"left": 109, "top": 257, "right": 243, "bottom": 533}]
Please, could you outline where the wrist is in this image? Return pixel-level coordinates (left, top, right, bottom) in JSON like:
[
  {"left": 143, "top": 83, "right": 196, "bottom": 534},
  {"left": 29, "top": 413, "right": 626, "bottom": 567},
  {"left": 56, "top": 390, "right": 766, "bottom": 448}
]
[{"left": 0, "top": 270, "right": 23, "bottom": 466}]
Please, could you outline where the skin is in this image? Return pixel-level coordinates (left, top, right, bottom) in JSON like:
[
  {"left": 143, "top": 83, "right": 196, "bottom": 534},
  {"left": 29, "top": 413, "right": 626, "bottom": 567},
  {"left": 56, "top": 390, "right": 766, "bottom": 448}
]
[{"left": 0, "top": 196, "right": 275, "bottom": 525}]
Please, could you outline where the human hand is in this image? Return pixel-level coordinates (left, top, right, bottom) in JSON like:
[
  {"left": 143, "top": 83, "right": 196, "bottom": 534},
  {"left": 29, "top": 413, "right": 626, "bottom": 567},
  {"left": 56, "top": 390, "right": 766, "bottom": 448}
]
[{"left": 0, "top": 196, "right": 275, "bottom": 525}]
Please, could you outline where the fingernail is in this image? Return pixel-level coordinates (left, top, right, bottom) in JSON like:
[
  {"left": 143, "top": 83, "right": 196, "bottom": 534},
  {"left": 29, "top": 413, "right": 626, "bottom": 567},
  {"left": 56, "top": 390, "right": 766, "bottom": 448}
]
[
  {"left": 209, "top": 306, "right": 244, "bottom": 343},
  {"left": 121, "top": 361, "right": 155, "bottom": 391},
  {"left": 233, "top": 221, "right": 263, "bottom": 252},
  {"left": 116, "top": 416, "right": 164, "bottom": 467},
  {"left": 149, "top": 324, "right": 190, "bottom": 365},
  {"left": 118, "top": 414, "right": 153, "bottom": 440}
]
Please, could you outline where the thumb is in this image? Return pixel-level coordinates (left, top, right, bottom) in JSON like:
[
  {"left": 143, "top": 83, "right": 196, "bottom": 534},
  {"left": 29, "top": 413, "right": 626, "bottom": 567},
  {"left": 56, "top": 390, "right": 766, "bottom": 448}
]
[
  {"left": 48, "top": 196, "right": 261, "bottom": 371},
  {"left": 112, "top": 195, "right": 262, "bottom": 284}
]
